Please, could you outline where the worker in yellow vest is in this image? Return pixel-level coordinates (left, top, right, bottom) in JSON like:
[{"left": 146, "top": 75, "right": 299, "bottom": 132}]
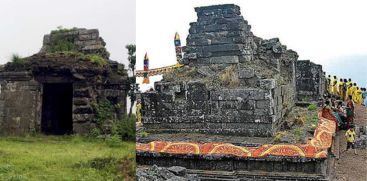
[
  {"left": 338, "top": 78, "right": 345, "bottom": 100},
  {"left": 344, "top": 126, "right": 357, "bottom": 155},
  {"left": 327, "top": 75, "right": 332, "bottom": 95},
  {"left": 355, "top": 87, "right": 363, "bottom": 105},
  {"left": 347, "top": 78, "right": 353, "bottom": 87},
  {"left": 332, "top": 80, "right": 338, "bottom": 96},
  {"left": 332, "top": 76, "right": 337, "bottom": 95},
  {"left": 346, "top": 82, "right": 353, "bottom": 100}
]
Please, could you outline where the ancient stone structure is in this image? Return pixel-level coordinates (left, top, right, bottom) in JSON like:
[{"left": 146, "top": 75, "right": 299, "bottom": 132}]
[
  {"left": 0, "top": 28, "right": 128, "bottom": 135},
  {"left": 296, "top": 60, "right": 325, "bottom": 102},
  {"left": 141, "top": 4, "right": 298, "bottom": 137}
]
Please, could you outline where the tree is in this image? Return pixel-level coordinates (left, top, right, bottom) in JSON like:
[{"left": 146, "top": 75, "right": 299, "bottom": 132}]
[{"left": 126, "top": 44, "right": 137, "bottom": 116}]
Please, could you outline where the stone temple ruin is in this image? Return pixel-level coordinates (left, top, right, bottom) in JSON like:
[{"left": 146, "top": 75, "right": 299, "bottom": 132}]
[
  {"left": 0, "top": 28, "right": 128, "bottom": 135},
  {"left": 137, "top": 4, "right": 336, "bottom": 180},
  {"left": 141, "top": 4, "right": 299, "bottom": 137}
]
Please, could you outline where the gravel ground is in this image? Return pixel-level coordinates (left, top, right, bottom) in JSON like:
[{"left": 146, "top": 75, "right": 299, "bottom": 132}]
[{"left": 334, "top": 105, "right": 367, "bottom": 181}]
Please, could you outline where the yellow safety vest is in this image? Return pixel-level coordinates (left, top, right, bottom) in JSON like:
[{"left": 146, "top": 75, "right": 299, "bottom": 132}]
[{"left": 345, "top": 129, "right": 356, "bottom": 143}]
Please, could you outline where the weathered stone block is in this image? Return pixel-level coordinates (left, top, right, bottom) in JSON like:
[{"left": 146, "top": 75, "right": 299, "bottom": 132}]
[
  {"left": 209, "top": 56, "right": 239, "bottom": 64},
  {"left": 259, "top": 79, "right": 276, "bottom": 90},
  {"left": 238, "top": 68, "right": 255, "bottom": 79}
]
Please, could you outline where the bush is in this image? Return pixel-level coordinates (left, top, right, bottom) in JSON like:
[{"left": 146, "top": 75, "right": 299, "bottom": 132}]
[
  {"left": 116, "top": 115, "right": 136, "bottom": 141},
  {"left": 47, "top": 27, "right": 78, "bottom": 52},
  {"left": 88, "top": 128, "right": 101, "bottom": 138},
  {"left": 307, "top": 104, "right": 317, "bottom": 111},
  {"left": 294, "top": 127, "right": 303, "bottom": 142},
  {"left": 106, "top": 135, "right": 123, "bottom": 148},
  {"left": 11, "top": 54, "right": 25, "bottom": 64},
  {"left": 311, "top": 113, "right": 319, "bottom": 129},
  {"left": 48, "top": 39, "right": 77, "bottom": 52},
  {"left": 85, "top": 54, "right": 107, "bottom": 66},
  {"left": 140, "top": 131, "right": 149, "bottom": 138}
]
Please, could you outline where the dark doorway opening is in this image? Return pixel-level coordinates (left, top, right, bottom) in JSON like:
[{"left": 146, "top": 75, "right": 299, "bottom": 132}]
[{"left": 41, "top": 83, "right": 73, "bottom": 135}]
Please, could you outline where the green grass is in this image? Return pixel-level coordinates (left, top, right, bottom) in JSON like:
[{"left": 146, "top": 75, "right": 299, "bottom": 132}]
[
  {"left": 307, "top": 104, "right": 317, "bottom": 111},
  {"left": 44, "top": 51, "right": 107, "bottom": 66},
  {"left": 0, "top": 135, "right": 135, "bottom": 181}
]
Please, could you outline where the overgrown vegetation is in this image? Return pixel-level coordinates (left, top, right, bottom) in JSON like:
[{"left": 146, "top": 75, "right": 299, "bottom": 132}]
[
  {"left": 43, "top": 51, "right": 107, "bottom": 66},
  {"left": 0, "top": 135, "right": 135, "bottom": 181},
  {"left": 92, "top": 97, "right": 115, "bottom": 129},
  {"left": 47, "top": 27, "right": 78, "bottom": 53},
  {"left": 219, "top": 65, "right": 240, "bottom": 88},
  {"left": 84, "top": 54, "right": 107, "bottom": 66},
  {"left": 307, "top": 104, "right": 317, "bottom": 111},
  {"left": 91, "top": 98, "right": 136, "bottom": 141},
  {"left": 47, "top": 38, "right": 77, "bottom": 53},
  {"left": 138, "top": 131, "right": 149, "bottom": 138},
  {"left": 10, "top": 54, "right": 26, "bottom": 64},
  {"left": 50, "top": 26, "right": 79, "bottom": 34},
  {"left": 43, "top": 26, "right": 107, "bottom": 66},
  {"left": 114, "top": 115, "right": 136, "bottom": 141},
  {"left": 293, "top": 127, "right": 303, "bottom": 142},
  {"left": 280, "top": 105, "right": 319, "bottom": 143}
]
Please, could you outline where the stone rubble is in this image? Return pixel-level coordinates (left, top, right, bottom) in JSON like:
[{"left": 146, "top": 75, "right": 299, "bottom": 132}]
[{"left": 136, "top": 165, "right": 199, "bottom": 181}]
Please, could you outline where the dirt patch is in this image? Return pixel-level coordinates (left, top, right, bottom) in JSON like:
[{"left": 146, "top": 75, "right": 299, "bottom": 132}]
[{"left": 334, "top": 105, "right": 367, "bottom": 181}]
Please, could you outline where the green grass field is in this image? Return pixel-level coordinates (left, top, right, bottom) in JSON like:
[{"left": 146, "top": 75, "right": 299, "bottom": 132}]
[{"left": 0, "top": 135, "right": 135, "bottom": 181}]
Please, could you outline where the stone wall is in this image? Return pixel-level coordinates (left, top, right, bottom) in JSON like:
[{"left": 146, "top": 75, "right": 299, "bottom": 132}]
[
  {"left": 141, "top": 4, "right": 298, "bottom": 137},
  {"left": 296, "top": 60, "right": 325, "bottom": 102},
  {"left": 142, "top": 81, "right": 295, "bottom": 137},
  {"left": 0, "top": 72, "right": 40, "bottom": 134}
]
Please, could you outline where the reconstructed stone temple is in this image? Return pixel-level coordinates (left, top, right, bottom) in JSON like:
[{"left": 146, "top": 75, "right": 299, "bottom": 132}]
[
  {"left": 137, "top": 4, "right": 334, "bottom": 180},
  {"left": 141, "top": 4, "right": 298, "bottom": 137},
  {"left": 0, "top": 28, "right": 128, "bottom": 135}
]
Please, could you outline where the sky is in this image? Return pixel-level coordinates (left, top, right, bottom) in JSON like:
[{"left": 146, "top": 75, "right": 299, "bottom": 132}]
[
  {"left": 136, "top": 0, "right": 367, "bottom": 90},
  {"left": 0, "top": 0, "right": 136, "bottom": 66}
]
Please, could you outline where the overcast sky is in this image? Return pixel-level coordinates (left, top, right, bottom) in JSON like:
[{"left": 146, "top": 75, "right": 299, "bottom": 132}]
[
  {"left": 0, "top": 0, "right": 135, "bottom": 66},
  {"left": 137, "top": 0, "right": 367, "bottom": 89}
]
